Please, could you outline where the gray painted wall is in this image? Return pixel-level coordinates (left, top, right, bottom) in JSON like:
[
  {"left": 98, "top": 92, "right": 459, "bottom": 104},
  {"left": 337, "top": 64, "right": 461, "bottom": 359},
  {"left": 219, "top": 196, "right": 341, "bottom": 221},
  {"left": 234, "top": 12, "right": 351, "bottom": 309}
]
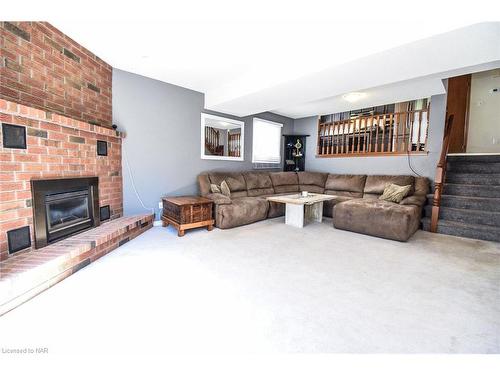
[
  {"left": 292, "top": 94, "right": 447, "bottom": 180},
  {"left": 112, "top": 69, "right": 293, "bottom": 219}
]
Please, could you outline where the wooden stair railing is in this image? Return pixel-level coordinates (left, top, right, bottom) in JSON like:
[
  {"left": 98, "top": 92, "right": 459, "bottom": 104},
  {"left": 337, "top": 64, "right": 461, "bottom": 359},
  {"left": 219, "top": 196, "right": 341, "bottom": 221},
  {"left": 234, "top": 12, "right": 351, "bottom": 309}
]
[
  {"left": 430, "top": 114, "right": 455, "bottom": 233},
  {"left": 228, "top": 133, "right": 241, "bottom": 157},
  {"left": 316, "top": 108, "right": 430, "bottom": 157},
  {"left": 205, "top": 126, "right": 224, "bottom": 156}
]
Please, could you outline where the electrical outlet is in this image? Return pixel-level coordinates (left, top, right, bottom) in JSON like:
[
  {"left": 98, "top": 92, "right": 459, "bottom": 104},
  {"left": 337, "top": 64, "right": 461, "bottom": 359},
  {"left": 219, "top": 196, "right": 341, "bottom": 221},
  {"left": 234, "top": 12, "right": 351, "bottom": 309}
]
[{"left": 158, "top": 201, "right": 163, "bottom": 209}]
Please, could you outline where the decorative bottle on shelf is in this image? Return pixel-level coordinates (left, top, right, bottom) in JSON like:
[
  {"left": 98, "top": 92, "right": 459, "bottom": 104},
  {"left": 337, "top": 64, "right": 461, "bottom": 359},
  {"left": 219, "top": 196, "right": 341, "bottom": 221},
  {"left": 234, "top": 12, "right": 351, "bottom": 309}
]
[{"left": 283, "top": 134, "right": 309, "bottom": 172}]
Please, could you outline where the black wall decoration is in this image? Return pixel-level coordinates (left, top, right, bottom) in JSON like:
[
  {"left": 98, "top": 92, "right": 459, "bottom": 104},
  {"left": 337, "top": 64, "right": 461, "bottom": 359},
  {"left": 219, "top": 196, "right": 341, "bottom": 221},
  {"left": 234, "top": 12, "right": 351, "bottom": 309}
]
[
  {"left": 100, "top": 205, "right": 110, "bottom": 221},
  {"left": 7, "top": 226, "right": 31, "bottom": 255},
  {"left": 97, "top": 140, "right": 108, "bottom": 156},
  {"left": 2, "top": 123, "right": 27, "bottom": 149}
]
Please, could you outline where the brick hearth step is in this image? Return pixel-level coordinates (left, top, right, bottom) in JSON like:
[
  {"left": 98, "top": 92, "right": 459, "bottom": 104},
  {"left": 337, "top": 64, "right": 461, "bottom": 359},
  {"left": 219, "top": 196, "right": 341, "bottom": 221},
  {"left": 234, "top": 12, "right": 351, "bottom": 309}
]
[{"left": 0, "top": 214, "right": 154, "bottom": 316}]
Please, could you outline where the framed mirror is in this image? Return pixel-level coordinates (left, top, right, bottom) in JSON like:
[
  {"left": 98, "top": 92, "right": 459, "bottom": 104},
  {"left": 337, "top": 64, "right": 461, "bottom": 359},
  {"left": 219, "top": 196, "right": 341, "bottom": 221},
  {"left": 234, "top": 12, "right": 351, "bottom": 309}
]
[{"left": 201, "top": 113, "right": 244, "bottom": 161}]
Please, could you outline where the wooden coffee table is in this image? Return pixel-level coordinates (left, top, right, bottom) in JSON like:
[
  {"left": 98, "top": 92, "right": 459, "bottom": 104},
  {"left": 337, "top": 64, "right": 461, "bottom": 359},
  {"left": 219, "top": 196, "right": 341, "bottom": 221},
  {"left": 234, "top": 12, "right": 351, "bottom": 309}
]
[
  {"left": 161, "top": 196, "right": 214, "bottom": 236},
  {"left": 266, "top": 193, "right": 336, "bottom": 228}
]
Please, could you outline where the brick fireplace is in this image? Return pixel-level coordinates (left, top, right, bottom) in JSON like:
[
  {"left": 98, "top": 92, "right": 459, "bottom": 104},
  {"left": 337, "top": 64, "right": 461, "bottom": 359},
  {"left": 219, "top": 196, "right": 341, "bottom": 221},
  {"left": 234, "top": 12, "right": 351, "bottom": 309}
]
[
  {"left": 0, "top": 99, "right": 123, "bottom": 260},
  {"left": 0, "top": 21, "right": 123, "bottom": 261},
  {"left": 0, "top": 22, "right": 152, "bottom": 314}
]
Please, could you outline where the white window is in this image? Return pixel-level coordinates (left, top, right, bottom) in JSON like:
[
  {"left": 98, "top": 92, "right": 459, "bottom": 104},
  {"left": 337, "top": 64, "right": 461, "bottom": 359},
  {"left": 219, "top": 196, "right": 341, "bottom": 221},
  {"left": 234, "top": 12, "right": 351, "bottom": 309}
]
[{"left": 252, "top": 118, "right": 283, "bottom": 164}]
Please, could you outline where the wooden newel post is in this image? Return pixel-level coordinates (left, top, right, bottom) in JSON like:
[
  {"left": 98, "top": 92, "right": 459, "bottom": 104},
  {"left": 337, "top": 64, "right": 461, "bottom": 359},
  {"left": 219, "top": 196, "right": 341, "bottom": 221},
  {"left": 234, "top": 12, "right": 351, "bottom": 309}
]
[{"left": 430, "top": 114, "right": 454, "bottom": 233}]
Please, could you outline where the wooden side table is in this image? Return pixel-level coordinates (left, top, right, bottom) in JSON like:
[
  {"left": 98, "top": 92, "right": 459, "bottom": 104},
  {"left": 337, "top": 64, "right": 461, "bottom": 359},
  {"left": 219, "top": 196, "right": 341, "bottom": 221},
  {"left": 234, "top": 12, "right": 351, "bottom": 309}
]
[{"left": 161, "top": 196, "right": 214, "bottom": 237}]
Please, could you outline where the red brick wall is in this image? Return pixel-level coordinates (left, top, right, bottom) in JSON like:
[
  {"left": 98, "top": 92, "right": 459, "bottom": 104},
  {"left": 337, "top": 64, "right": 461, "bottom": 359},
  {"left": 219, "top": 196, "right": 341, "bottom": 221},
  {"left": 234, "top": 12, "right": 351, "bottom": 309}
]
[
  {"left": 0, "top": 99, "right": 123, "bottom": 261},
  {"left": 0, "top": 22, "right": 112, "bottom": 128}
]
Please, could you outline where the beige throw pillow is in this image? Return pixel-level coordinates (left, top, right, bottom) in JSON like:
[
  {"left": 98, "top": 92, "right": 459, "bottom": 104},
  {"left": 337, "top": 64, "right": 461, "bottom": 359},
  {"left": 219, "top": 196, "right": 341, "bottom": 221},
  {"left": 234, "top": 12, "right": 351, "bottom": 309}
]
[
  {"left": 379, "top": 184, "right": 412, "bottom": 203},
  {"left": 210, "top": 181, "right": 231, "bottom": 197},
  {"left": 220, "top": 180, "right": 231, "bottom": 197},
  {"left": 210, "top": 184, "right": 221, "bottom": 194}
]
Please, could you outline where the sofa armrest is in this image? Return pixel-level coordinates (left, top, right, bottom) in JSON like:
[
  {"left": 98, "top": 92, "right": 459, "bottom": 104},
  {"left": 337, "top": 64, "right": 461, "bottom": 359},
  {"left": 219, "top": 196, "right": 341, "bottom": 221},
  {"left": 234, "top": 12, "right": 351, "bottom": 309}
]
[
  {"left": 400, "top": 194, "right": 427, "bottom": 207},
  {"left": 206, "top": 193, "right": 232, "bottom": 205}
]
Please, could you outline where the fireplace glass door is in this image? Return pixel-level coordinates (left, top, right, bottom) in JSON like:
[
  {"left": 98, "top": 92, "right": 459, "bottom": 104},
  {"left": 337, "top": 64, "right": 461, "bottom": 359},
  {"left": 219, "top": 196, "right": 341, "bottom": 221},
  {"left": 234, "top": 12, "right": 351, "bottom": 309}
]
[
  {"left": 45, "top": 189, "right": 92, "bottom": 241},
  {"left": 31, "top": 177, "right": 99, "bottom": 248}
]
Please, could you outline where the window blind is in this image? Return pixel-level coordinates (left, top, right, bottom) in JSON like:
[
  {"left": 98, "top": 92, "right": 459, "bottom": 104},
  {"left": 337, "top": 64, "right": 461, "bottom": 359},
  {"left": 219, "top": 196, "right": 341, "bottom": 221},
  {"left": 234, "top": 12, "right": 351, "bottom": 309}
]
[{"left": 252, "top": 118, "right": 283, "bottom": 164}]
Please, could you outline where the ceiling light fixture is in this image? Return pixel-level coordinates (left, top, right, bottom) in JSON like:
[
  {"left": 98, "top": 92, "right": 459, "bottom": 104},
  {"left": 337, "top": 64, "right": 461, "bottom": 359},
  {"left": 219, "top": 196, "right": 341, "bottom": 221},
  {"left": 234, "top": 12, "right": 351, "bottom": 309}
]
[{"left": 342, "top": 92, "right": 367, "bottom": 102}]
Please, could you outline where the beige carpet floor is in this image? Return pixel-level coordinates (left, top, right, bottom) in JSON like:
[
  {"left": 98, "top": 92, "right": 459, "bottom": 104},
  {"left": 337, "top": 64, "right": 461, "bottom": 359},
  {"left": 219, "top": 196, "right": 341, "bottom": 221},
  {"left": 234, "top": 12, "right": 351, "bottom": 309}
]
[{"left": 1, "top": 217, "right": 499, "bottom": 354}]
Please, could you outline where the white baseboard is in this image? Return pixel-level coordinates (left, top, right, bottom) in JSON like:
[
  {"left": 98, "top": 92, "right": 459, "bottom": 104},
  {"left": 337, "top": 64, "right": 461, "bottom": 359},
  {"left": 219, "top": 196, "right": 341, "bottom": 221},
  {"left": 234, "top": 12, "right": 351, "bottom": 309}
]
[{"left": 153, "top": 220, "right": 163, "bottom": 227}]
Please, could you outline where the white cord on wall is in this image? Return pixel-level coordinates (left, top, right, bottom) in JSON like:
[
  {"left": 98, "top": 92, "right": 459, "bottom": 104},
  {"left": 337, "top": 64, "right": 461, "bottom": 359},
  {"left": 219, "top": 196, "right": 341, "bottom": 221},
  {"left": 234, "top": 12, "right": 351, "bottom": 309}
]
[{"left": 123, "top": 138, "right": 155, "bottom": 215}]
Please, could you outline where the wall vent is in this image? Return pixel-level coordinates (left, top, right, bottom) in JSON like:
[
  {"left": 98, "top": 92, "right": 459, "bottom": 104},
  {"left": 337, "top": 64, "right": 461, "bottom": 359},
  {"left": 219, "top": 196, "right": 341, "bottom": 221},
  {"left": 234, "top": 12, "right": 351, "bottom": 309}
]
[
  {"left": 7, "top": 226, "right": 31, "bottom": 255},
  {"left": 97, "top": 140, "right": 108, "bottom": 156},
  {"left": 100, "top": 205, "right": 110, "bottom": 221},
  {"left": 2, "top": 123, "right": 27, "bottom": 149}
]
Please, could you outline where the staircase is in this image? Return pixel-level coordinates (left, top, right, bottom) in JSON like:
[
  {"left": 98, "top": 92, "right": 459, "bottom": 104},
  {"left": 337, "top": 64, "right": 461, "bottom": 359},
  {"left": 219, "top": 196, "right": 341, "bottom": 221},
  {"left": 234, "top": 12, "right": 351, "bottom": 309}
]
[
  {"left": 422, "top": 154, "right": 500, "bottom": 242},
  {"left": 205, "top": 126, "right": 224, "bottom": 156}
]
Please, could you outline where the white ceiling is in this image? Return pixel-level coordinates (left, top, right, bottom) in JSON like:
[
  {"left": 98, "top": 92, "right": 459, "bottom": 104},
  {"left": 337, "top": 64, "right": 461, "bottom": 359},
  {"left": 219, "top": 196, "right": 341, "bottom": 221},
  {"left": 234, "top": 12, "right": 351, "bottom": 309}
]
[{"left": 6, "top": 0, "right": 500, "bottom": 118}]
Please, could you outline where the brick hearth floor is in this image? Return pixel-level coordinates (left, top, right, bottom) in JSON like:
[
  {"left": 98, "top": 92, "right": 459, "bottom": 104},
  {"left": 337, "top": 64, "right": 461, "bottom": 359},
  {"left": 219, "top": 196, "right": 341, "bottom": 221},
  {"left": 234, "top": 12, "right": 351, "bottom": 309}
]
[{"left": 0, "top": 214, "right": 154, "bottom": 315}]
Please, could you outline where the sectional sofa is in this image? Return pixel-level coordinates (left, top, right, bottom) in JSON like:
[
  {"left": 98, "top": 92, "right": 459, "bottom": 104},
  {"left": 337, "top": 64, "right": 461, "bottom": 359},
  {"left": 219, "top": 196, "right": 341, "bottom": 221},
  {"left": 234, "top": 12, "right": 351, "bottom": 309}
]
[{"left": 198, "top": 171, "right": 429, "bottom": 241}]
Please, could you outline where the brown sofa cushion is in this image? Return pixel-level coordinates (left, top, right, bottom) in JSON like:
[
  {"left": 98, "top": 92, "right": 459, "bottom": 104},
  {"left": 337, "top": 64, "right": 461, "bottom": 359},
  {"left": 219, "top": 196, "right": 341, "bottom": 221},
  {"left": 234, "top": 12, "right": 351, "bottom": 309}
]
[
  {"left": 243, "top": 172, "right": 275, "bottom": 197},
  {"left": 270, "top": 172, "right": 299, "bottom": 193},
  {"left": 363, "top": 175, "right": 415, "bottom": 197},
  {"left": 273, "top": 185, "right": 300, "bottom": 194},
  {"left": 325, "top": 174, "right": 366, "bottom": 194},
  {"left": 198, "top": 174, "right": 212, "bottom": 196},
  {"left": 206, "top": 193, "right": 232, "bottom": 205},
  {"left": 400, "top": 195, "right": 427, "bottom": 207},
  {"left": 215, "top": 197, "right": 268, "bottom": 229},
  {"left": 297, "top": 172, "right": 328, "bottom": 186},
  {"left": 324, "top": 174, "right": 365, "bottom": 200},
  {"left": 270, "top": 172, "right": 298, "bottom": 186},
  {"left": 333, "top": 198, "right": 421, "bottom": 241},
  {"left": 297, "top": 172, "right": 328, "bottom": 193},
  {"left": 248, "top": 188, "right": 275, "bottom": 197},
  {"left": 267, "top": 200, "right": 285, "bottom": 218},
  {"left": 324, "top": 190, "right": 363, "bottom": 198},
  {"left": 243, "top": 172, "right": 273, "bottom": 189},
  {"left": 208, "top": 172, "right": 248, "bottom": 198},
  {"left": 323, "top": 196, "right": 357, "bottom": 217},
  {"left": 300, "top": 185, "right": 324, "bottom": 193},
  {"left": 414, "top": 177, "right": 430, "bottom": 196}
]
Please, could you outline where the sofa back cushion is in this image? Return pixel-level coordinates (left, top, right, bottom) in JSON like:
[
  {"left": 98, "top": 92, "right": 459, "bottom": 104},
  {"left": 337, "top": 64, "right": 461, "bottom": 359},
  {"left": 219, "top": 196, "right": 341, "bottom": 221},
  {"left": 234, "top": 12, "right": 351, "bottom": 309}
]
[
  {"left": 297, "top": 172, "right": 328, "bottom": 193},
  {"left": 324, "top": 174, "right": 366, "bottom": 197},
  {"left": 198, "top": 174, "right": 212, "bottom": 196},
  {"left": 269, "top": 172, "right": 299, "bottom": 193},
  {"left": 208, "top": 172, "right": 248, "bottom": 198},
  {"left": 363, "top": 175, "right": 415, "bottom": 199},
  {"left": 243, "top": 172, "right": 275, "bottom": 197},
  {"left": 414, "top": 177, "right": 430, "bottom": 196}
]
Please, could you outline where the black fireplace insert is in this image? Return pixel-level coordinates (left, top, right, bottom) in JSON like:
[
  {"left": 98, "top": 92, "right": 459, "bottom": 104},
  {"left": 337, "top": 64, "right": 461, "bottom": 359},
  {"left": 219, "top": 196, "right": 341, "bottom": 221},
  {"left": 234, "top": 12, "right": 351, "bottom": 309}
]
[{"left": 31, "top": 177, "right": 100, "bottom": 248}]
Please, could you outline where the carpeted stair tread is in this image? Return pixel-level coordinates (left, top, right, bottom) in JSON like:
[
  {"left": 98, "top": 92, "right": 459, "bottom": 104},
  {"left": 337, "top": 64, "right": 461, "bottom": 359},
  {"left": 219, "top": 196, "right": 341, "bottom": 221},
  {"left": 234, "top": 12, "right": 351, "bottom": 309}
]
[
  {"left": 421, "top": 217, "right": 500, "bottom": 242},
  {"left": 424, "top": 205, "right": 500, "bottom": 227},
  {"left": 446, "top": 162, "right": 500, "bottom": 174},
  {"left": 447, "top": 154, "right": 500, "bottom": 163},
  {"left": 445, "top": 172, "right": 500, "bottom": 185},
  {"left": 443, "top": 183, "right": 500, "bottom": 198},
  {"left": 425, "top": 194, "right": 500, "bottom": 211}
]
